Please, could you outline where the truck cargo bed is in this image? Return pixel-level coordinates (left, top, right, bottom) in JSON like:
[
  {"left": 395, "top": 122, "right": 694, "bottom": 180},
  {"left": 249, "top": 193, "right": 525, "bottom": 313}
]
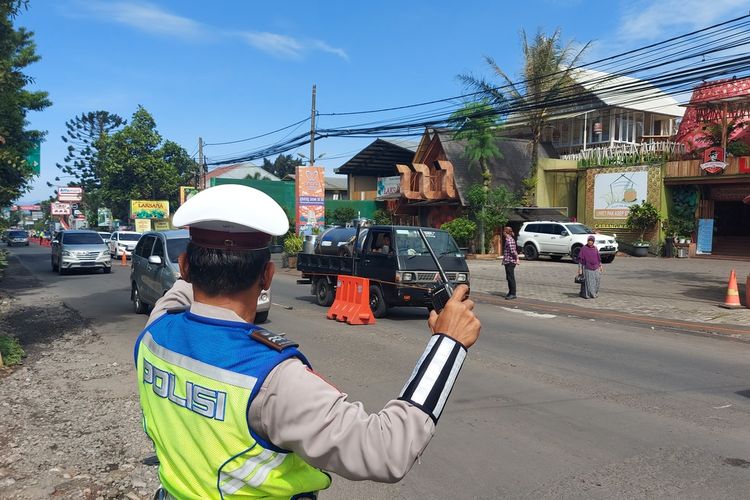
[{"left": 297, "top": 253, "right": 354, "bottom": 276}]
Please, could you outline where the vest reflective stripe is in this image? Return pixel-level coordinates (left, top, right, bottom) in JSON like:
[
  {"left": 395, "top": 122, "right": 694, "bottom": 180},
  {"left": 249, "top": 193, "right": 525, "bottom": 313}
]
[{"left": 136, "top": 313, "right": 331, "bottom": 499}]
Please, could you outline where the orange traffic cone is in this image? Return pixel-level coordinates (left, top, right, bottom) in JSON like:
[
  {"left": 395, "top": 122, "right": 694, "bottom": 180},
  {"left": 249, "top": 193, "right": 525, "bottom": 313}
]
[
  {"left": 719, "top": 269, "right": 743, "bottom": 309},
  {"left": 121, "top": 252, "right": 127, "bottom": 266}
]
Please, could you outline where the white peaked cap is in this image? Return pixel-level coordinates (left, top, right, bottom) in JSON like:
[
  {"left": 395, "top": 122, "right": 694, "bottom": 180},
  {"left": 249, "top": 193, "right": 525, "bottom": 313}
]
[{"left": 173, "top": 184, "right": 289, "bottom": 235}]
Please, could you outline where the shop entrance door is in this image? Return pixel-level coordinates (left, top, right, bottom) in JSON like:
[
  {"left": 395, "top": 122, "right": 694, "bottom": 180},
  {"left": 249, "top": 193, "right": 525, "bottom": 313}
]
[{"left": 712, "top": 201, "right": 750, "bottom": 257}]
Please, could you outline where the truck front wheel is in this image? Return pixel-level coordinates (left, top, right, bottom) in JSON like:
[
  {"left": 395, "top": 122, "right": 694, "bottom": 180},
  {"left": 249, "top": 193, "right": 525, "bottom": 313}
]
[
  {"left": 369, "top": 285, "right": 388, "bottom": 318},
  {"left": 315, "top": 278, "right": 335, "bottom": 307}
]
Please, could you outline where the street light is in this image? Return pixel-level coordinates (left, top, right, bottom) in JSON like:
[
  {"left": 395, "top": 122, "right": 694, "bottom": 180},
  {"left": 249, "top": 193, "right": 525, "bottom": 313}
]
[{"left": 297, "top": 152, "right": 325, "bottom": 166}]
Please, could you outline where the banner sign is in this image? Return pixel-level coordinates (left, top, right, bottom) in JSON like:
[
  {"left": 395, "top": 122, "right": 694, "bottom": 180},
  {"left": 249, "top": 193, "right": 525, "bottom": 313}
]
[
  {"left": 97, "top": 208, "right": 112, "bottom": 226},
  {"left": 593, "top": 171, "right": 648, "bottom": 219},
  {"left": 700, "top": 147, "right": 727, "bottom": 174},
  {"left": 17, "top": 204, "right": 41, "bottom": 211},
  {"left": 51, "top": 202, "right": 71, "bottom": 215},
  {"left": 179, "top": 186, "right": 199, "bottom": 205},
  {"left": 130, "top": 200, "right": 169, "bottom": 219},
  {"left": 58, "top": 186, "right": 83, "bottom": 202},
  {"left": 134, "top": 218, "right": 152, "bottom": 233},
  {"left": 295, "top": 166, "right": 325, "bottom": 233},
  {"left": 376, "top": 176, "right": 401, "bottom": 199},
  {"left": 696, "top": 218, "right": 714, "bottom": 254},
  {"left": 24, "top": 139, "right": 41, "bottom": 175}
]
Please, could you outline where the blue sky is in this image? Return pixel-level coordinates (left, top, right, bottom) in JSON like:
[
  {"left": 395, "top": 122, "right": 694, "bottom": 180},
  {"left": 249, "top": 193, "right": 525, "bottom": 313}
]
[{"left": 17, "top": 0, "right": 747, "bottom": 203}]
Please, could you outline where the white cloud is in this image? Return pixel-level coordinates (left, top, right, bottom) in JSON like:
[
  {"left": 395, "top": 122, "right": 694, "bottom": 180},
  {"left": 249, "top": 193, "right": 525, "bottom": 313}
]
[
  {"left": 238, "top": 31, "right": 349, "bottom": 61},
  {"left": 78, "top": 1, "right": 206, "bottom": 40},
  {"left": 73, "top": 1, "right": 349, "bottom": 61},
  {"left": 617, "top": 0, "right": 748, "bottom": 43}
]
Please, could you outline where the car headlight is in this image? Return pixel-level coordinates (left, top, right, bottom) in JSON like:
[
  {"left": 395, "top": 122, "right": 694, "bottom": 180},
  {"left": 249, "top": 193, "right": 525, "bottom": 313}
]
[
  {"left": 100, "top": 251, "right": 109, "bottom": 257},
  {"left": 259, "top": 292, "right": 268, "bottom": 302},
  {"left": 62, "top": 250, "right": 72, "bottom": 256},
  {"left": 396, "top": 272, "right": 415, "bottom": 282},
  {"left": 456, "top": 273, "right": 468, "bottom": 283}
]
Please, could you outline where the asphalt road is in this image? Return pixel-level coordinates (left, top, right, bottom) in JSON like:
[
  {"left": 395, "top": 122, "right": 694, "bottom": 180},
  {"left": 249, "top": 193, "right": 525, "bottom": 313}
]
[{"left": 7, "top": 244, "right": 750, "bottom": 499}]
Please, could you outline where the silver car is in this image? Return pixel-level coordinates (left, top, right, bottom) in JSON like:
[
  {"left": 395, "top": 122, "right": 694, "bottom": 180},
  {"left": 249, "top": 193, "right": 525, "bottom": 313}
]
[
  {"left": 6, "top": 229, "right": 29, "bottom": 247},
  {"left": 51, "top": 230, "right": 111, "bottom": 275},
  {"left": 129, "top": 230, "right": 271, "bottom": 323}
]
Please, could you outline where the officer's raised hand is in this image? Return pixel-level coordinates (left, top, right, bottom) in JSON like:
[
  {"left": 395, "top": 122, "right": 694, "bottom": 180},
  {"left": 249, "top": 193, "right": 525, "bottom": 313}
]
[{"left": 428, "top": 284, "right": 480, "bottom": 348}]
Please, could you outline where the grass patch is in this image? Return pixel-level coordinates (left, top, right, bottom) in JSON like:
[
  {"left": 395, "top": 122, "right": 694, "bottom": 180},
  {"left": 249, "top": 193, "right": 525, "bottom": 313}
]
[{"left": 0, "top": 334, "right": 25, "bottom": 366}]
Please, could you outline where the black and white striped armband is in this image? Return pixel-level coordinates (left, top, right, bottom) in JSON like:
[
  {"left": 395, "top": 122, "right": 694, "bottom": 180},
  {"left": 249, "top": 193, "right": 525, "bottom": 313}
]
[{"left": 398, "top": 334, "right": 467, "bottom": 423}]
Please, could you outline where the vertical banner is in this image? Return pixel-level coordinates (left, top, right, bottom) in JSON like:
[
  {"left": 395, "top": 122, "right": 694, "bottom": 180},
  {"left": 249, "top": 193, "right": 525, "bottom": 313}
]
[
  {"left": 696, "top": 219, "right": 714, "bottom": 255},
  {"left": 295, "top": 166, "right": 325, "bottom": 234}
]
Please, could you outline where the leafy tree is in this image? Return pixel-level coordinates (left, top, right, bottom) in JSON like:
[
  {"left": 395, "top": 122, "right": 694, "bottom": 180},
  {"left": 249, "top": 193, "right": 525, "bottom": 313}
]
[
  {"left": 467, "top": 184, "right": 518, "bottom": 253},
  {"left": 372, "top": 208, "right": 392, "bottom": 225},
  {"left": 262, "top": 153, "right": 305, "bottom": 179},
  {"left": 97, "top": 106, "right": 199, "bottom": 220},
  {"left": 0, "top": 0, "right": 51, "bottom": 207},
  {"left": 56, "top": 111, "right": 125, "bottom": 190},
  {"left": 440, "top": 217, "right": 476, "bottom": 248},
  {"left": 328, "top": 206, "right": 358, "bottom": 226},
  {"left": 449, "top": 100, "right": 501, "bottom": 253},
  {"left": 460, "top": 28, "right": 589, "bottom": 205}
]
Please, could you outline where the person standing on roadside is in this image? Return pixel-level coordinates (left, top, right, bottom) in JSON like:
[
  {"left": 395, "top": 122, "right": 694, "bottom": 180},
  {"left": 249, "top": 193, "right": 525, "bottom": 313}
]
[
  {"left": 578, "top": 235, "right": 603, "bottom": 299},
  {"left": 501, "top": 226, "right": 519, "bottom": 300},
  {"left": 134, "top": 184, "right": 482, "bottom": 499}
]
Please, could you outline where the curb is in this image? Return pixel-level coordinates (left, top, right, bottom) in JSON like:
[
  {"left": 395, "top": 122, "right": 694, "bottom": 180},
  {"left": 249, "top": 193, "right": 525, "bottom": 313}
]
[{"left": 472, "top": 291, "right": 750, "bottom": 342}]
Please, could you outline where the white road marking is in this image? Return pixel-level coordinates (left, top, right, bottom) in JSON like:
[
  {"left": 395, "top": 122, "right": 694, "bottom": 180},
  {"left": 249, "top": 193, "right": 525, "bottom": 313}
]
[{"left": 501, "top": 307, "right": 556, "bottom": 319}]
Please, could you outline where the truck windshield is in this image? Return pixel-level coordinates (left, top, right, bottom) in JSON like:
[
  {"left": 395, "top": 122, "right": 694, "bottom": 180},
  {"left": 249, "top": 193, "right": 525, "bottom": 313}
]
[{"left": 394, "top": 229, "right": 461, "bottom": 257}]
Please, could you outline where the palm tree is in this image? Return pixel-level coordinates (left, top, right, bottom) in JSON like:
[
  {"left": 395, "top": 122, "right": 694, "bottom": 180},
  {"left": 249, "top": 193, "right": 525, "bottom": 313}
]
[
  {"left": 460, "top": 28, "right": 589, "bottom": 205},
  {"left": 449, "top": 100, "right": 501, "bottom": 253}
]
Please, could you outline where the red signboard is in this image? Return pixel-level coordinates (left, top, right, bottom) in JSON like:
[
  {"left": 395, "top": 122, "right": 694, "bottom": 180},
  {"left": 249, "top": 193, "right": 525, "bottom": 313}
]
[
  {"left": 700, "top": 147, "right": 727, "bottom": 174},
  {"left": 739, "top": 156, "right": 750, "bottom": 174}
]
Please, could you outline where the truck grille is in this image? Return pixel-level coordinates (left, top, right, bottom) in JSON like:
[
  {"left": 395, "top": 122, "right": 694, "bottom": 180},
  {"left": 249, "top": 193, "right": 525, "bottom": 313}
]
[{"left": 415, "top": 272, "right": 457, "bottom": 282}]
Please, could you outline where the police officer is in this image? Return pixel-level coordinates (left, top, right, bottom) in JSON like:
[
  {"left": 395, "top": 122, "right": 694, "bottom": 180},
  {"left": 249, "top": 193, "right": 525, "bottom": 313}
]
[{"left": 135, "top": 184, "right": 481, "bottom": 499}]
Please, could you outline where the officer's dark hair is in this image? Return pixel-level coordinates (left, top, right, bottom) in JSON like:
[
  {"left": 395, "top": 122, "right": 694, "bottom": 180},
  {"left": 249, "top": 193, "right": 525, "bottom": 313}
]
[{"left": 185, "top": 242, "right": 270, "bottom": 296}]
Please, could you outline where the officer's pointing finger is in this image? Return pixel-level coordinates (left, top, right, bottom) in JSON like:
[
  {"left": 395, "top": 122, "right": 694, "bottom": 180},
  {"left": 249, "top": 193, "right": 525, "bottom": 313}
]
[{"left": 448, "top": 284, "right": 470, "bottom": 303}]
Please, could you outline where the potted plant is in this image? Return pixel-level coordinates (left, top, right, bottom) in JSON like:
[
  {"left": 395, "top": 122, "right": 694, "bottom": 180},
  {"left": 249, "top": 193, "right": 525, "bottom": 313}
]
[
  {"left": 283, "top": 234, "right": 303, "bottom": 268},
  {"left": 626, "top": 201, "right": 661, "bottom": 257}
]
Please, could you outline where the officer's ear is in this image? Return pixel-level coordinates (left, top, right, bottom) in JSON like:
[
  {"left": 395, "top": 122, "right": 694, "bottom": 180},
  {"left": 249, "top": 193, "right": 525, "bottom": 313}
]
[
  {"left": 178, "top": 253, "right": 191, "bottom": 283},
  {"left": 259, "top": 260, "right": 274, "bottom": 290}
]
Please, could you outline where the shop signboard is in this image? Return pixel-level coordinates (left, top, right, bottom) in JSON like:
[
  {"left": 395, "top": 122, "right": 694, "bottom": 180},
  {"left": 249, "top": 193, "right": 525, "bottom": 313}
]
[
  {"left": 134, "top": 218, "right": 152, "bottom": 233},
  {"left": 153, "top": 220, "right": 171, "bottom": 231},
  {"left": 130, "top": 200, "right": 169, "bottom": 219},
  {"left": 51, "top": 202, "right": 71, "bottom": 215},
  {"left": 700, "top": 147, "right": 727, "bottom": 174},
  {"left": 17, "top": 204, "right": 41, "bottom": 212},
  {"left": 31, "top": 211, "right": 43, "bottom": 220},
  {"left": 295, "top": 166, "right": 325, "bottom": 233},
  {"left": 376, "top": 176, "right": 401, "bottom": 199},
  {"left": 593, "top": 171, "right": 648, "bottom": 219},
  {"left": 179, "top": 186, "right": 199, "bottom": 205},
  {"left": 58, "top": 187, "right": 83, "bottom": 202}
]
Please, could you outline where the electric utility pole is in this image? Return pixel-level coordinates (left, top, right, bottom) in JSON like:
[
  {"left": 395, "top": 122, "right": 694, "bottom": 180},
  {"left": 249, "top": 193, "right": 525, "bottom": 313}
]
[
  {"left": 310, "top": 84, "right": 316, "bottom": 166},
  {"left": 198, "top": 137, "right": 205, "bottom": 189}
]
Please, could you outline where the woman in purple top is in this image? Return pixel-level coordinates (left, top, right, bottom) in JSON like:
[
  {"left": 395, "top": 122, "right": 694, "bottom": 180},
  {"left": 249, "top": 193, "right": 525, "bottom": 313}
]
[
  {"left": 577, "top": 235, "right": 603, "bottom": 299},
  {"left": 501, "top": 226, "right": 519, "bottom": 299}
]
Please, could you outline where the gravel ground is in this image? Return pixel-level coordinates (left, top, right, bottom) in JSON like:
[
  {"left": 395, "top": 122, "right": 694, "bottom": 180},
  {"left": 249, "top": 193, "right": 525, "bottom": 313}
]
[{"left": 0, "top": 292, "right": 161, "bottom": 499}]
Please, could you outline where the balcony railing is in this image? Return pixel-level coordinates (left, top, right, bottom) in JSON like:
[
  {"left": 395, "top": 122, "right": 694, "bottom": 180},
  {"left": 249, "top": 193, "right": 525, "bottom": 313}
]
[{"left": 561, "top": 142, "right": 686, "bottom": 167}]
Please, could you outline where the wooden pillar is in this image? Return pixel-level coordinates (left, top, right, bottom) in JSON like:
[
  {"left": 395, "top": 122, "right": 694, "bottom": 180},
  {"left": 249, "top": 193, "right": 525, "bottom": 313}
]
[{"left": 721, "top": 102, "right": 728, "bottom": 151}]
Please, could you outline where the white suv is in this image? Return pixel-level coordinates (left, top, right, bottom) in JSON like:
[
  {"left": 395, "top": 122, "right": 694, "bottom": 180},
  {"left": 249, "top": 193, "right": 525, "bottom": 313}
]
[{"left": 517, "top": 221, "right": 618, "bottom": 264}]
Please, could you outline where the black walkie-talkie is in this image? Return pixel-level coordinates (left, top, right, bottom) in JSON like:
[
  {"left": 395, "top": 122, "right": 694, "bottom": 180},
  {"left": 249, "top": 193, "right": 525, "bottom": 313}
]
[{"left": 417, "top": 229, "right": 454, "bottom": 313}]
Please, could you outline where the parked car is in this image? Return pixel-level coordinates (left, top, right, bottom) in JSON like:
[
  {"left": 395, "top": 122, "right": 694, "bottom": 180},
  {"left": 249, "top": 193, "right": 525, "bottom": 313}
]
[
  {"left": 51, "top": 230, "right": 112, "bottom": 274},
  {"left": 6, "top": 229, "right": 29, "bottom": 247},
  {"left": 129, "top": 229, "right": 272, "bottom": 323},
  {"left": 108, "top": 231, "right": 142, "bottom": 259},
  {"left": 97, "top": 231, "right": 111, "bottom": 242},
  {"left": 517, "top": 221, "right": 618, "bottom": 264}
]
